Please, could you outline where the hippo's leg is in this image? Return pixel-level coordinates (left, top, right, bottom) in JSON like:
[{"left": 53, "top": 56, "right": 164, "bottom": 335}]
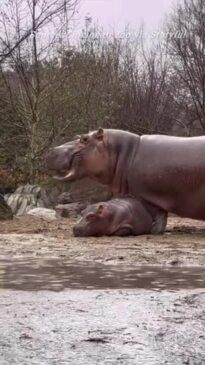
[
  {"left": 113, "top": 226, "right": 134, "bottom": 236},
  {"left": 151, "top": 210, "right": 168, "bottom": 234}
]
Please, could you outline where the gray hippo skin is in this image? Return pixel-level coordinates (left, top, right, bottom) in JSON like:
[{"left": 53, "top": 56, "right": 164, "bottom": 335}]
[
  {"left": 73, "top": 198, "right": 160, "bottom": 237},
  {"left": 46, "top": 127, "right": 205, "bottom": 229}
]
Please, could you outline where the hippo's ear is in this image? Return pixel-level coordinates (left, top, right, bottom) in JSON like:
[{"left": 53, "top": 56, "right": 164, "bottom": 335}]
[
  {"left": 96, "top": 127, "right": 104, "bottom": 140},
  {"left": 96, "top": 204, "right": 110, "bottom": 218},
  {"left": 80, "top": 134, "right": 89, "bottom": 144},
  {"left": 97, "top": 204, "right": 104, "bottom": 214}
]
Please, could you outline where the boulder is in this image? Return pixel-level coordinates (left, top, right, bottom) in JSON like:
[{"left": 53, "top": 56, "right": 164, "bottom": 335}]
[
  {"left": 55, "top": 202, "right": 87, "bottom": 218},
  {"left": 42, "top": 179, "right": 112, "bottom": 220},
  {"left": 5, "top": 184, "right": 44, "bottom": 216},
  {"left": 5, "top": 179, "right": 112, "bottom": 217},
  {"left": 15, "top": 185, "right": 41, "bottom": 196},
  {"left": 40, "top": 185, "right": 60, "bottom": 208},
  {"left": 41, "top": 178, "right": 112, "bottom": 209},
  {"left": 0, "top": 194, "right": 13, "bottom": 220},
  {"left": 27, "top": 207, "right": 56, "bottom": 220},
  {"left": 57, "top": 192, "right": 73, "bottom": 205},
  {"left": 65, "top": 179, "right": 112, "bottom": 203}
]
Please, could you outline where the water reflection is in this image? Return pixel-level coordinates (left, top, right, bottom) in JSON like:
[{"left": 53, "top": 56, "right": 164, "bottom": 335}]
[{"left": 0, "top": 258, "right": 204, "bottom": 291}]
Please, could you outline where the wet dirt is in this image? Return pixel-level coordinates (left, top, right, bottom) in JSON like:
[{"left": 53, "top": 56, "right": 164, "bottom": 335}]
[
  {"left": 0, "top": 216, "right": 205, "bottom": 364},
  {"left": 0, "top": 215, "right": 205, "bottom": 266},
  {"left": 0, "top": 258, "right": 205, "bottom": 291},
  {"left": 0, "top": 289, "right": 205, "bottom": 365}
]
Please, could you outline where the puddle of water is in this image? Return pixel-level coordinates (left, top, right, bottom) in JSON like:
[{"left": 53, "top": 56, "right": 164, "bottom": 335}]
[{"left": 0, "top": 258, "right": 204, "bottom": 291}]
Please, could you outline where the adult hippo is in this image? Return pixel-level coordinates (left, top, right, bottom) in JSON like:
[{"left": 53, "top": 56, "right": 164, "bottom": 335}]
[
  {"left": 46, "top": 127, "right": 205, "bottom": 228},
  {"left": 73, "top": 198, "right": 162, "bottom": 237}
]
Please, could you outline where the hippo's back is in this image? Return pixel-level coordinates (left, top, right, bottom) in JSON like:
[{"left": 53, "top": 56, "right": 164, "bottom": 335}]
[
  {"left": 130, "top": 135, "right": 205, "bottom": 218},
  {"left": 139, "top": 135, "right": 205, "bottom": 169}
]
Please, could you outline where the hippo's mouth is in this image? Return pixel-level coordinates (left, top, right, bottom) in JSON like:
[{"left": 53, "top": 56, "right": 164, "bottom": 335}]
[
  {"left": 47, "top": 151, "right": 77, "bottom": 181},
  {"left": 48, "top": 160, "right": 75, "bottom": 181},
  {"left": 52, "top": 167, "right": 76, "bottom": 181}
]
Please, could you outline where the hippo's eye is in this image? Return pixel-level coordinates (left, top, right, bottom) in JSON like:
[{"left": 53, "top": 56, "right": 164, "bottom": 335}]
[
  {"left": 80, "top": 135, "right": 89, "bottom": 144},
  {"left": 86, "top": 212, "right": 95, "bottom": 221}
]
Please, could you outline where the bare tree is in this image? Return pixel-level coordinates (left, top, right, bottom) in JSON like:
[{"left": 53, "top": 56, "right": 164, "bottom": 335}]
[
  {"left": 0, "top": 14, "right": 186, "bottom": 187},
  {"left": 109, "top": 28, "right": 178, "bottom": 135},
  {"left": 0, "top": 0, "right": 79, "bottom": 181},
  {"left": 0, "top": 0, "right": 79, "bottom": 64},
  {"left": 167, "top": 0, "right": 205, "bottom": 132}
]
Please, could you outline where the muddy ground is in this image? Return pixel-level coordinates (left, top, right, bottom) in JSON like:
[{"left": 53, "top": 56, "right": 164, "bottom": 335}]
[
  {"left": 0, "top": 215, "right": 205, "bottom": 266},
  {"left": 0, "top": 289, "right": 205, "bottom": 365},
  {"left": 0, "top": 216, "right": 205, "bottom": 365}
]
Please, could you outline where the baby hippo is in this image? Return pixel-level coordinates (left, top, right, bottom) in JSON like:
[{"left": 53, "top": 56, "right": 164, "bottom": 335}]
[{"left": 73, "top": 198, "right": 162, "bottom": 237}]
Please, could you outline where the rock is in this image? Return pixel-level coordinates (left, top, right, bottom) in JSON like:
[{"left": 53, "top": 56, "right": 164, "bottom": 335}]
[
  {"left": 53, "top": 179, "right": 112, "bottom": 219},
  {"left": 41, "top": 178, "right": 112, "bottom": 208},
  {"left": 7, "top": 194, "right": 20, "bottom": 213},
  {"left": 65, "top": 179, "right": 112, "bottom": 203},
  {"left": 15, "top": 185, "right": 41, "bottom": 196},
  {"left": 5, "top": 178, "right": 111, "bottom": 216},
  {"left": 27, "top": 208, "right": 56, "bottom": 220},
  {"left": 55, "top": 203, "right": 87, "bottom": 218},
  {"left": 40, "top": 185, "right": 61, "bottom": 208},
  {"left": 57, "top": 192, "right": 73, "bottom": 205},
  {"left": 5, "top": 184, "right": 44, "bottom": 216},
  {"left": 17, "top": 197, "right": 31, "bottom": 216},
  {"left": 36, "top": 199, "right": 44, "bottom": 208},
  {"left": 0, "top": 194, "right": 13, "bottom": 220}
]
